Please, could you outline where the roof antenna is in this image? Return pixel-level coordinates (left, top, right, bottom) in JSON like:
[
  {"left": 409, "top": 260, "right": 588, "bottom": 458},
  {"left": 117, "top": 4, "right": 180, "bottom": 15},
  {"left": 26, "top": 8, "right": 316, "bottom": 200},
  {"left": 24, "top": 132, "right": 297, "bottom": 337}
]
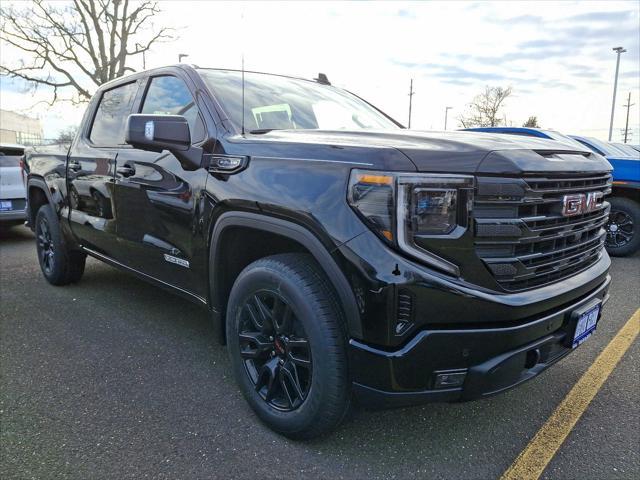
[
  {"left": 241, "top": 53, "right": 245, "bottom": 136},
  {"left": 240, "top": 11, "right": 246, "bottom": 136},
  {"left": 314, "top": 73, "right": 331, "bottom": 85}
]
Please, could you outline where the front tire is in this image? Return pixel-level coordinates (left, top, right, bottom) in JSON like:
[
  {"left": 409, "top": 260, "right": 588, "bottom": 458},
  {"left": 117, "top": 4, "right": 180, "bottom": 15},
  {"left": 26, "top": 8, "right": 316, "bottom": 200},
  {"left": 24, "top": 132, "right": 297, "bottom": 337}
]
[
  {"left": 35, "top": 204, "right": 86, "bottom": 285},
  {"left": 226, "top": 253, "right": 350, "bottom": 439},
  {"left": 605, "top": 197, "right": 640, "bottom": 256}
]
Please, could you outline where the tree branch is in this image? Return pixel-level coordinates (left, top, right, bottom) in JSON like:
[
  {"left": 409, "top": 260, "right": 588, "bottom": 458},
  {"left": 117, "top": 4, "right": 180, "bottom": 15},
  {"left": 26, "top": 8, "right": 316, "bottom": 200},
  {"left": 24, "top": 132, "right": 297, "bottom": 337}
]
[{"left": 0, "top": 0, "right": 175, "bottom": 104}]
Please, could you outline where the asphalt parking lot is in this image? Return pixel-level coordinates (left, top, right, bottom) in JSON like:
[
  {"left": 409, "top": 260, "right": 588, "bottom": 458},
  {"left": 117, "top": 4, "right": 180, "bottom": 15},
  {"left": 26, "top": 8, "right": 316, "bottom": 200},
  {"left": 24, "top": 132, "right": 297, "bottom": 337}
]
[{"left": 1, "top": 224, "right": 638, "bottom": 480}]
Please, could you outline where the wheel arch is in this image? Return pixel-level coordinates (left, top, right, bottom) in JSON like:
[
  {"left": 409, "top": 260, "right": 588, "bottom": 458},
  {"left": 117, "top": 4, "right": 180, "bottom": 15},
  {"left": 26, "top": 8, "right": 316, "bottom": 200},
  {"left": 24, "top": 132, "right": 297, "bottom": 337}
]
[
  {"left": 611, "top": 184, "right": 640, "bottom": 203},
  {"left": 26, "top": 177, "right": 54, "bottom": 229},
  {"left": 208, "top": 212, "right": 362, "bottom": 344}
]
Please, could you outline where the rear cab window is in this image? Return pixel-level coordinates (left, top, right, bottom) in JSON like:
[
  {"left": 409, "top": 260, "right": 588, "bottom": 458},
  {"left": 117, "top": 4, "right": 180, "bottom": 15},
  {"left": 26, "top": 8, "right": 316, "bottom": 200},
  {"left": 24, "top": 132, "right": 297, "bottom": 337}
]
[{"left": 0, "top": 148, "right": 24, "bottom": 167}]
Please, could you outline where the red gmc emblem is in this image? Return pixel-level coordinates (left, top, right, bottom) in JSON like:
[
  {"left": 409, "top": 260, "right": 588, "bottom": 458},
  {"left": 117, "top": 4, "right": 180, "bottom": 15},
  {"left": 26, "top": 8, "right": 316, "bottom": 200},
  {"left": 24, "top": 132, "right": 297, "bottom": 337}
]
[{"left": 561, "top": 192, "right": 604, "bottom": 217}]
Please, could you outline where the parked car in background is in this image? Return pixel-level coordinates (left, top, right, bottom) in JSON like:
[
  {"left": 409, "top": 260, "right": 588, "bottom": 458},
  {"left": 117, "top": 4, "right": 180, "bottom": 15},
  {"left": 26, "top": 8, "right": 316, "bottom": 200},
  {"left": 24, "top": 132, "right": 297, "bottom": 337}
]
[
  {"left": 0, "top": 143, "right": 27, "bottom": 227},
  {"left": 463, "top": 127, "right": 587, "bottom": 150},
  {"left": 464, "top": 128, "right": 640, "bottom": 257},
  {"left": 570, "top": 135, "right": 640, "bottom": 257}
]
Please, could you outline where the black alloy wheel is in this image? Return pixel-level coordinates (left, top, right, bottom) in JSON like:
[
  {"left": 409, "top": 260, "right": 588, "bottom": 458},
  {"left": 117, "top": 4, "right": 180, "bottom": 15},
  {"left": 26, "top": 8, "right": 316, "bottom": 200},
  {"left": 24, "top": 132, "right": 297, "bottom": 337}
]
[
  {"left": 606, "top": 209, "right": 634, "bottom": 249},
  {"left": 225, "top": 253, "right": 351, "bottom": 439},
  {"left": 238, "top": 291, "right": 312, "bottom": 411},
  {"left": 604, "top": 197, "right": 640, "bottom": 256},
  {"left": 36, "top": 215, "right": 55, "bottom": 275},
  {"left": 35, "top": 204, "right": 86, "bottom": 285}
]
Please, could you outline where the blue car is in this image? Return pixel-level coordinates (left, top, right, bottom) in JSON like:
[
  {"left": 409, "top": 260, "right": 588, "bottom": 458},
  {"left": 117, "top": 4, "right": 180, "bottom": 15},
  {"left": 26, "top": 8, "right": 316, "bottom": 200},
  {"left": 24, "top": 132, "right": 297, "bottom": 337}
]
[
  {"left": 465, "top": 127, "right": 640, "bottom": 256},
  {"left": 570, "top": 135, "right": 640, "bottom": 256}
]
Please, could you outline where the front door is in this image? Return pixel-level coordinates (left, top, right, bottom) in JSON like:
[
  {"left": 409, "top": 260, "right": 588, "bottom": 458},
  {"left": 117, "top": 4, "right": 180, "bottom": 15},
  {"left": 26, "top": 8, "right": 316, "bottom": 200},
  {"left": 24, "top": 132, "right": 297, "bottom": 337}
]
[
  {"left": 113, "top": 75, "right": 209, "bottom": 298},
  {"left": 68, "top": 81, "right": 138, "bottom": 257}
]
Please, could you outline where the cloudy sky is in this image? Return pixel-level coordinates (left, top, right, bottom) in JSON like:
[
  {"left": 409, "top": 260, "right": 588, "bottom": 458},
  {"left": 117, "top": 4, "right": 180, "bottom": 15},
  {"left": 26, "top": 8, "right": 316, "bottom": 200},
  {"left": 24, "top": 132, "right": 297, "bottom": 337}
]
[{"left": 1, "top": 0, "right": 639, "bottom": 141}]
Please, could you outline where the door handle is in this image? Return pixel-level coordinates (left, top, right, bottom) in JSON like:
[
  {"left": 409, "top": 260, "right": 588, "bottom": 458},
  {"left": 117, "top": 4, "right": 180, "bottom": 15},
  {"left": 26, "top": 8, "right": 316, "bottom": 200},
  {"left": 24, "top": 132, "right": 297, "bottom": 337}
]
[
  {"left": 116, "top": 165, "right": 136, "bottom": 177},
  {"left": 68, "top": 161, "right": 81, "bottom": 172}
]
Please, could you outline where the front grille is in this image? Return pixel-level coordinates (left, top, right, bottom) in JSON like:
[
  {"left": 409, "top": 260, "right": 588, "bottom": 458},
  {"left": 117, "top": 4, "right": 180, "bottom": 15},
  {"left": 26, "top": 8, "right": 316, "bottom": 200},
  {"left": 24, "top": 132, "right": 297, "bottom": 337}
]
[{"left": 474, "top": 173, "right": 612, "bottom": 291}]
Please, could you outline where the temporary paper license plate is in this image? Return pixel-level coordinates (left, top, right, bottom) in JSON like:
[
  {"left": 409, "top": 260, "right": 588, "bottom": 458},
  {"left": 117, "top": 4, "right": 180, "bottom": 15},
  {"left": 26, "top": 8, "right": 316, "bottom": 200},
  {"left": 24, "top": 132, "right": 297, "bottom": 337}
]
[
  {"left": 571, "top": 303, "right": 600, "bottom": 348},
  {"left": 0, "top": 200, "right": 13, "bottom": 211}
]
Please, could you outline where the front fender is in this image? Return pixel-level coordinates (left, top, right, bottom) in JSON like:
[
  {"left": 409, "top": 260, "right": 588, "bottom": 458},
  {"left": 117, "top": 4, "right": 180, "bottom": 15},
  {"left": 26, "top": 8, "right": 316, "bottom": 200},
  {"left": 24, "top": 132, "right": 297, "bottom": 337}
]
[{"left": 208, "top": 211, "right": 363, "bottom": 340}]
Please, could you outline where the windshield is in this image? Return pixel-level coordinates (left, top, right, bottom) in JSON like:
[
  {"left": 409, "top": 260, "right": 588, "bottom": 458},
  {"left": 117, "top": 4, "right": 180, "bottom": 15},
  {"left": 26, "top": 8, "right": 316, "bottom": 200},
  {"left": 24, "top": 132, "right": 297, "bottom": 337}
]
[
  {"left": 574, "top": 136, "right": 629, "bottom": 158},
  {"left": 199, "top": 70, "right": 400, "bottom": 132},
  {"left": 544, "top": 131, "right": 591, "bottom": 151},
  {"left": 612, "top": 143, "right": 640, "bottom": 158}
]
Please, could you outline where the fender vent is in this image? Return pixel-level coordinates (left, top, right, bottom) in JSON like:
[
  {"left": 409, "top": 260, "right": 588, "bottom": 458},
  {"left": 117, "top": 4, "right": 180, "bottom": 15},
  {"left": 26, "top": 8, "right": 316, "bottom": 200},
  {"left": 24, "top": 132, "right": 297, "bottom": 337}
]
[{"left": 395, "top": 289, "right": 413, "bottom": 335}]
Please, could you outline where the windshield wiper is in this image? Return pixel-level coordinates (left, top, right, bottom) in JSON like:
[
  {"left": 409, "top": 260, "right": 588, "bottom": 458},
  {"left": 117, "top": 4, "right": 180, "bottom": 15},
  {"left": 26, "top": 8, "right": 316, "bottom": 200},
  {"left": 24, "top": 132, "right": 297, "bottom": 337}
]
[{"left": 248, "top": 128, "right": 282, "bottom": 134}]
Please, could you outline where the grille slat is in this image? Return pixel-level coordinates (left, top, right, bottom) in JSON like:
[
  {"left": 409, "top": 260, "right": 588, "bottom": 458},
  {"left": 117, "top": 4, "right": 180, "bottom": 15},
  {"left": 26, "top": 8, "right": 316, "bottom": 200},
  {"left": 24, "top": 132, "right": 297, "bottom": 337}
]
[{"left": 474, "top": 173, "right": 611, "bottom": 292}]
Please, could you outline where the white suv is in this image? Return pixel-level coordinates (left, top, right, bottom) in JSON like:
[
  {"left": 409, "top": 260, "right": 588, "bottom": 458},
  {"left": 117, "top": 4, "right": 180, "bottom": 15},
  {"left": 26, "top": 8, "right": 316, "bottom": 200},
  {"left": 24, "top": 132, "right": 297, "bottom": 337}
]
[{"left": 0, "top": 144, "right": 27, "bottom": 226}]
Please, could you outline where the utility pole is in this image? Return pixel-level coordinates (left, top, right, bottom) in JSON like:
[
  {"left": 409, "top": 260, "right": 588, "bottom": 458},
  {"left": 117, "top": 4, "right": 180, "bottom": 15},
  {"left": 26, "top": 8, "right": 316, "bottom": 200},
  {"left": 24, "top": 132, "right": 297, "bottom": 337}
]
[
  {"left": 608, "top": 46, "right": 626, "bottom": 141},
  {"left": 408, "top": 79, "right": 415, "bottom": 129},
  {"left": 622, "top": 92, "right": 634, "bottom": 143},
  {"left": 444, "top": 106, "right": 452, "bottom": 130}
]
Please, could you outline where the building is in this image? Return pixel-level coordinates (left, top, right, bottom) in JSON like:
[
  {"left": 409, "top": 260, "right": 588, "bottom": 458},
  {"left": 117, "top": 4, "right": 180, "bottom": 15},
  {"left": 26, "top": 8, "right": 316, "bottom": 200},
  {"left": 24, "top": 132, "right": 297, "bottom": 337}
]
[{"left": 0, "top": 109, "right": 43, "bottom": 145}]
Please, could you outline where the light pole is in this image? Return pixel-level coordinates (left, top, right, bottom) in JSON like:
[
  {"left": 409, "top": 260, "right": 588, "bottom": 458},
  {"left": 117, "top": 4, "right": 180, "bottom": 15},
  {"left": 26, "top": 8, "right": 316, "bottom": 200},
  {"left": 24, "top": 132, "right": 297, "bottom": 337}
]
[
  {"left": 608, "top": 46, "right": 626, "bottom": 141},
  {"left": 444, "top": 106, "right": 452, "bottom": 130},
  {"left": 178, "top": 53, "right": 189, "bottom": 63}
]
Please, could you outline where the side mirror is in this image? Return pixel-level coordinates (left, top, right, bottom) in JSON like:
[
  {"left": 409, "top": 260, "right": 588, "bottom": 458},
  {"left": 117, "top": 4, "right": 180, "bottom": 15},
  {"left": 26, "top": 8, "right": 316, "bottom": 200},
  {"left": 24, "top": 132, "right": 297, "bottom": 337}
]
[{"left": 125, "top": 114, "right": 202, "bottom": 170}]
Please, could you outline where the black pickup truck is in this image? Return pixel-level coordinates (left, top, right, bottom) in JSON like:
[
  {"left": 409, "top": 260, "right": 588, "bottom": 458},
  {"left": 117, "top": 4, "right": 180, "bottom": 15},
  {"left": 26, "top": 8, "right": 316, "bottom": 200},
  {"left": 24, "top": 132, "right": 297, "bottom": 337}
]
[{"left": 24, "top": 65, "right": 613, "bottom": 439}]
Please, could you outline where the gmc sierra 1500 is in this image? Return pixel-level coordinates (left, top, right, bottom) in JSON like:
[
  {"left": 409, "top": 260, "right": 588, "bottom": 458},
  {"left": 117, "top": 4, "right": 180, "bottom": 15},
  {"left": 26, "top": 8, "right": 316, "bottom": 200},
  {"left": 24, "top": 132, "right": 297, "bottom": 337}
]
[{"left": 24, "top": 65, "right": 612, "bottom": 439}]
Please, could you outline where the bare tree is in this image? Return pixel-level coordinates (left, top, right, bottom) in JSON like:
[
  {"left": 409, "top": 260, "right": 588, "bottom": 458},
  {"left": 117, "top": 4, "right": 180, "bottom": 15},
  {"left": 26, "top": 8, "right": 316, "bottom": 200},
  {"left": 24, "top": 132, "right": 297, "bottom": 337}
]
[
  {"left": 55, "top": 125, "right": 79, "bottom": 144},
  {"left": 0, "top": 0, "right": 174, "bottom": 104},
  {"left": 523, "top": 116, "right": 540, "bottom": 128},
  {"left": 458, "top": 86, "right": 512, "bottom": 128}
]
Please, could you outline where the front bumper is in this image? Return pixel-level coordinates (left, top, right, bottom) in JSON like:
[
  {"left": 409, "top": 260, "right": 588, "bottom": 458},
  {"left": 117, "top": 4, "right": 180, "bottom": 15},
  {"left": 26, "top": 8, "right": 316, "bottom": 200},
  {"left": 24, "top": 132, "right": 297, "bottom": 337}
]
[{"left": 350, "top": 273, "right": 611, "bottom": 408}]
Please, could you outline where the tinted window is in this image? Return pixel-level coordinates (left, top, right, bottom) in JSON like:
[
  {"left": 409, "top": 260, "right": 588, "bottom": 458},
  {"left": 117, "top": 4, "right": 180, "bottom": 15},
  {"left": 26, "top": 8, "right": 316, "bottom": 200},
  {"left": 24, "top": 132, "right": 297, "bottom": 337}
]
[
  {"left": 199, "top": 70, "right": 398, "bottom": 132},
  {"left": 141, "top": 76, "right": 203, "bottom": 142},
  {"left": 0, "top": 155, "right": 22, "bottom": 167},
  {"left": 90, "top": 82, "right": 138, "bottom": 145}
]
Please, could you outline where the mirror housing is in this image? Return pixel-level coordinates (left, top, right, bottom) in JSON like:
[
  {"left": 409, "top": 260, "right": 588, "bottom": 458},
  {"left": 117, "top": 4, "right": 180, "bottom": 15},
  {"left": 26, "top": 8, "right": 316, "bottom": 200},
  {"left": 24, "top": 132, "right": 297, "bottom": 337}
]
[{"left": 125, "top": 114, "right": 202, "bottom": 170}]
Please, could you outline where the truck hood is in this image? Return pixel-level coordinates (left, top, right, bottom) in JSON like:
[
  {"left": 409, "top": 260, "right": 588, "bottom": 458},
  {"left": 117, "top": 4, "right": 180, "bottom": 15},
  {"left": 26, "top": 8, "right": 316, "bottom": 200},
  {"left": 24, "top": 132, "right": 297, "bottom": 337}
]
[{"left": 237, "top": 129, "right": 612, "bottom": 175}]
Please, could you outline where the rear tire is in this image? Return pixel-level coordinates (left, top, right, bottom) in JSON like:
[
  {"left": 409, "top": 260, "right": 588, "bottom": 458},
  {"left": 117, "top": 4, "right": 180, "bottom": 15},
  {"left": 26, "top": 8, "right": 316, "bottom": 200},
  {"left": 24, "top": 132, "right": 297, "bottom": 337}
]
[
  {"left": 226, "top": 253, "right": 351, "bottom": 439},
  {"left": 35, "top": 204, "right": 86, "bottom": 285},
  {"left": 605, "top": 197, "right": 640, "bottom": 256}
]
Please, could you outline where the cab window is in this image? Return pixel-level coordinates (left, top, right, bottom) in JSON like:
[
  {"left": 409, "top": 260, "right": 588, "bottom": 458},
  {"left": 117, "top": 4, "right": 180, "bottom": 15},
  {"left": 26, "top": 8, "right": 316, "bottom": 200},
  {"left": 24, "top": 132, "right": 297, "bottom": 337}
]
[{"left": 89, "top": 82, "right": 138, "bottom": 146}]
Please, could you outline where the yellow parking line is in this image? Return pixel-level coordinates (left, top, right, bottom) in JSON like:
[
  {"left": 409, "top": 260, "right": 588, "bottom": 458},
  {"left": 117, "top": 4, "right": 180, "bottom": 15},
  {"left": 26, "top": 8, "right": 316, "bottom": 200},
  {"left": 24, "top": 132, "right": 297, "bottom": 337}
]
[{"left": 501, "top": 308, "right": 640, "bottom": 480}]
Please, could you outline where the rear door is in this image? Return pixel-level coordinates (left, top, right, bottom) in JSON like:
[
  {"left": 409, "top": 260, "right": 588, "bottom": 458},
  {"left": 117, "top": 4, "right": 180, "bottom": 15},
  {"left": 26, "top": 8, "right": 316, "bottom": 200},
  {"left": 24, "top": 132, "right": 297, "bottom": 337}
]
[
  {"left": 112, "top": 74, "right": 209, "bottom": 298},
  {"left": 67, "top": 81, "right": 138, "bottom": 257}
]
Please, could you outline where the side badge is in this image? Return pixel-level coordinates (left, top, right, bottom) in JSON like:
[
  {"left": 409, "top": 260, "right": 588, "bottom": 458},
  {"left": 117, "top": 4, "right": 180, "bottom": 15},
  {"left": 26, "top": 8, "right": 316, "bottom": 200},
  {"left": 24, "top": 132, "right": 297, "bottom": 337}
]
[
  {"left": 163, "top": 254, "right": 189, "bottom": 268},
  {"left": 207, "top": 155, "right": 249, "bottom": 174},
  {"left": 144, "top": 121, "right": 155, "bottom": 141}
]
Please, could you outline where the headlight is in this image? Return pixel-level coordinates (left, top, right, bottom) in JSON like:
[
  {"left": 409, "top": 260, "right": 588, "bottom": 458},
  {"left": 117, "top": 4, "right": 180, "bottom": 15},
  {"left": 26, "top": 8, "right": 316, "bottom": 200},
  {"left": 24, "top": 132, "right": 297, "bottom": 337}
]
[{"left": 348, "top": 170, "right": 474, "bottom": 275}]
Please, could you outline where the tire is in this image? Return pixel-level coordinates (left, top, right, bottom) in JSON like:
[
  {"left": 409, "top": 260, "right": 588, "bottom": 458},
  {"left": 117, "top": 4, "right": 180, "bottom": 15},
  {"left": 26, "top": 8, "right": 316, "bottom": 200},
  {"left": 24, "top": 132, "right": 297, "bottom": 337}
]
[
  {"left": 226, "top": 253, "right": 350, "bottom": 439},
  {"left": 35, "top": 204, "right": 86, "bottom": 285},
  {"left": 605, "top": 197, "right": 640, "bottom": 257}
]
